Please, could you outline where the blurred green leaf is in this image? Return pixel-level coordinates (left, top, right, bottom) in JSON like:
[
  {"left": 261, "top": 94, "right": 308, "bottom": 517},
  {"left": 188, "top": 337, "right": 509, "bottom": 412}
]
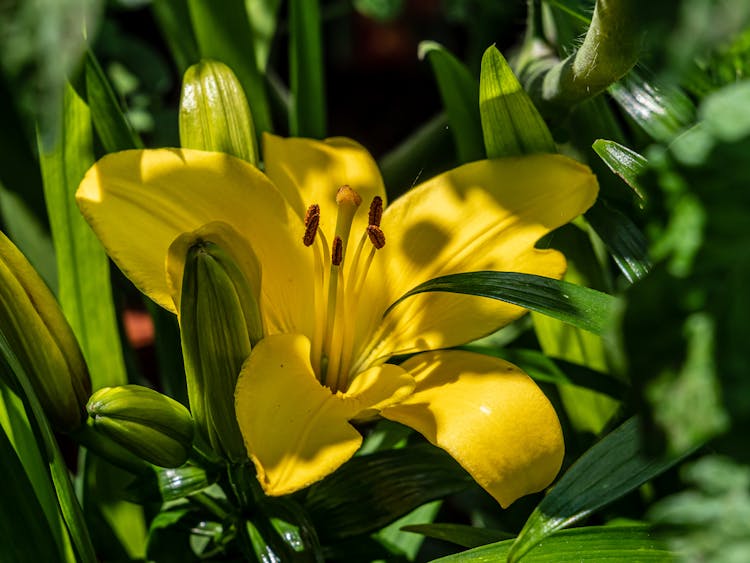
[
  {"left": 151, "top": 0, "right": 200, "bottom": 75},
  {"left": 187, "top": 0, "right": 272, "bottom": 136},
  {"left": 389, "top": 271, "right": 619, "bottom": 336},
  {"left": 353, "top": 0, "right": 404, "bottom": 21},
  {"left": 38, "top": 82, "right": 128, "bottom": 390},
  {"left": 479, "top": 46, "right": 556, "bottom": 157},
  {"left": 305, "top": 444, "right": 472, "bottom": 540},
  {"left": 700, "top": 78, "right": 750, "bottom": 143},
  {"left": 419, "top": 41, "right": 484, "bottom": 163},
  {"left": 507, "top": 417, "right": 694, "bottom": 562},
  {"left": 402, "top": 523, "right": 512, "bottom": 549},
  {"left": 0, "top": 419, "right": 63, "bottom": 562},
  {"left": 434, "top": 526, "right": 672, "bottom": 562},
  {"left": 609, "top": 70, "right": 696, "bottom": 143},
  {"left": 85, "top": 50, "right": 143, "bottom": 152},
  {"left": 592, "top": 139, "right": 647, "bottom": 201},
  {"left": 0, "top": 72, "right": 48, "bottom": 227},
  {"left": 648, "top": 456, "right": 750, "bottom": 561},
  {"left": 245, "top": 0, "right": 282, "bottom": 71},
  {"left": 0, "top": 0, "right": 103, "bottom": 146},
  {"left": 289, "top": 0, "right": 326, "bottom": 138}
]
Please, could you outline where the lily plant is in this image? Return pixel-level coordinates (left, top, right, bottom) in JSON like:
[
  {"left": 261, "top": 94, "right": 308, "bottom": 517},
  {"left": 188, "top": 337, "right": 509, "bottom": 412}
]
[{"left": 77, "top": 133, "right": 597, "bottom": 507}]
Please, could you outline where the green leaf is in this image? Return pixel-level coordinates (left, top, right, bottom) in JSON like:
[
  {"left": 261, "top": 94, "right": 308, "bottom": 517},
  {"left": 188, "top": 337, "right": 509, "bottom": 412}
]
[
  {"left": 586, "top": 201, "right": 652, "bottom": 283},
  {"left": 376, "top": 501, "right": 441, "bottom": 559},
  {"left": 479, "top": 45, "right": 556, "bottom": 157},
  {"left": 609, "top": 70, "right": 696, "bottom": 143},
  {"left": 0, "top": 420, "right": 63, "bottom": 562},
  {"left": 187, "top": 0, "right": 272, "bottom": 136},
  {"left": 401, "top": 523, "right": 513, "bottom": 549},
  {"left": 433, "top": 526, "right": 673, "bottom": 562},
  {"left": 0, "top": 72, "right": 48, "bottom": 227},
  {"left": 305, "top": 444, "right": 472, "bottom": 540},
  {"left": 38, "top": 82, "right": 128, "bottom": 390},
  {"left": 151, "top": 0, "right": 200, "bottom": 75},
  {"left": 246, "top": 0, "right": 282, "bottom": 71},
  {"left": 289, "top": 0, "right": 326, "bottom": 138},
  {"left": 507, "top": 417, "right": 695, "bottom": 562},
  {"left": 0, "top": 386, "right": 71, "bottom": 560},
  {"left": 388, "top": 271, "right": 619, "bottom": 336},
  {"left": 419, "top": 41, "right": 484, "bottom": 163},
  {"left": 0, "top": 333, "right": 96, "bottom": 563},
  {"left": 85, "top": 50, "right": 143, "bottom": 153},
  {"left": 592, "top": 139, "right": 647, "bottom": 200}
]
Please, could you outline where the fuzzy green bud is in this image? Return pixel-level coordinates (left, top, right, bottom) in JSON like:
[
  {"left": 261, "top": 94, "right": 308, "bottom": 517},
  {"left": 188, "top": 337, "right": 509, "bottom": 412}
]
[
  {"left": 0, "top": 231, "right": 90, "bottom": 432},
  {"left": 180, "top": 59, "right": 259, "bottom": 165},
  {"left": 168, "top": 224, "right": 263, "bottom": 463},
  {"left": 86, "top": 384, "right": 194, "bottom": 468}
]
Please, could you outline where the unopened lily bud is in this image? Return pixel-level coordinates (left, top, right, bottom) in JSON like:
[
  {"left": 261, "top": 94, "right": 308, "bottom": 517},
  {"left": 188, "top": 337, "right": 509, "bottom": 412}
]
[
  {"left": 0, "top": 231, "right": 90, "bottom": 432},
  {"left": 180, "top": 59, "right": 258, "bottom": 165},
  {"left": 86, "top": 385, "right": 194, "bottom": 468},
  {"left": 173, "top": 231, "right": 263, "bottom": 463}
]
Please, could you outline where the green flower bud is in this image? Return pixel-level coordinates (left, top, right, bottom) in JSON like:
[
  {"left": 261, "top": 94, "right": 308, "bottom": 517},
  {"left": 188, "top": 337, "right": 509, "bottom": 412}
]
[
  {"left": 86, "top": 384, "right": 194, "bottom": 468},
  {"left": 168, "top": 224, "right": 263, "bottom": 463},
  {"left": 180, "top": 59, "right": 259, "bottom": 165},
  {"left": 0, "top": 230, "right": 90, "bottom": 432}
]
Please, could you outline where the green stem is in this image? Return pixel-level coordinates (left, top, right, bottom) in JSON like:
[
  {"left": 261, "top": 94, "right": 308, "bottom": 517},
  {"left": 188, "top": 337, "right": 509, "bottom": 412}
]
[
  {"left": 523, "top": 0, "right": 643, "bottom": 116},
  {"left": 69, "top": 423, "right": 150, "bottom": 475},
  {"left": 188, "top": 492, "right": 231, "bottom": 520}
]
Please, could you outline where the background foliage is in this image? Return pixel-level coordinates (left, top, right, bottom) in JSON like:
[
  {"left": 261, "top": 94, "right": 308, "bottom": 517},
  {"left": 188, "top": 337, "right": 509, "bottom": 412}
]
[{"left": 1, "top": 0, "right": 750, "bottom": 561}]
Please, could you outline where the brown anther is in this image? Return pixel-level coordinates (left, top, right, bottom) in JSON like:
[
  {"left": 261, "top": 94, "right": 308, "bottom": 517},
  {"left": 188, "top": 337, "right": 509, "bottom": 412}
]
[
  {"left": 368, "top": 196, "right": 383, "bottom": 227},
  {"left": 366, "top": 225, "right": 386, "bottom": 249},
  {"left": 336, "top": 185, "right": 362, "bottom": 208},
  {"left": 303, "top": 204, "right": 320, "bottom": 246},
  {"left": 331, "top": 236, "right": 343, "bottom": 266}
]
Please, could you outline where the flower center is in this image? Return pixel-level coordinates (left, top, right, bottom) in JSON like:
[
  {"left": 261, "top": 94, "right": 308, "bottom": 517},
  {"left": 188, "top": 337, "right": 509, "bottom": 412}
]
[{"left": 302, "top": 187, "right": 385, "bottom": 392}]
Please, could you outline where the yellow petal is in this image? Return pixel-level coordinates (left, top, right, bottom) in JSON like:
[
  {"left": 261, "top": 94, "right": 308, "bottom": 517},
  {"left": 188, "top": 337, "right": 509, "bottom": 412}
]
[
  {"left": 235, "top": 334, "right": 361, "bottom": 496},
  {"left": 355, "top": 154, "right": 599, "bottom": 366},
  {"left": 263, "top": 133, "right": 387, "bottom": 250},
  {"left": 381, "top": 350, "right": 564, "bottom": 508},
  {"left": 236, "top": 334, "right": 416, "bottom": 495},
  {"left": 76, "top": 149, "right": 315, "bottom": 336}
]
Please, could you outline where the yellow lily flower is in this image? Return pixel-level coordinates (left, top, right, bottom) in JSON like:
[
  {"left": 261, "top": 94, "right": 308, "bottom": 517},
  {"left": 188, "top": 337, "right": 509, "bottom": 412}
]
[{"left": 77, "top": 134, "right": 598, "bottom": 507}]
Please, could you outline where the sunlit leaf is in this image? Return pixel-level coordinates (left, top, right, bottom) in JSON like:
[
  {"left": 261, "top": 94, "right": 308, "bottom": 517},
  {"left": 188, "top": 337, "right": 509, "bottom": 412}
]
[{"left": 479, "top": 45, "right": 556, "bottom": 157}]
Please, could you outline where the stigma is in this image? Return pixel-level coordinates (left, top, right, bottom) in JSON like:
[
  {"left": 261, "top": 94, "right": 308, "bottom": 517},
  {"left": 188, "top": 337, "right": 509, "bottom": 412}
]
[{"left": 302, "top": 187, "right": 386, "bottom": 392}]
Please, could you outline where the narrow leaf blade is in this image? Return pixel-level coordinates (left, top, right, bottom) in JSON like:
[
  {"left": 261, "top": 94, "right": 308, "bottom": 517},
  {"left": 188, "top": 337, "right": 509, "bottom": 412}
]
[
  {"left": 38, "top": 82, "right": 128, "bottom": 390},
  {"left": 85, "top": 50, "right": 143, "bottom": 153},
  {"left": 387, "top": 271, "right": 618, "bottom": 335},
  {"left": 419, "top": 41, "right": 484, "bottom": 163},
  {"left": 187, "top": 0, "right": 272, "bottom": 136},
  {"left": 433, "top": 526, "right": 672, "bottom": 562},
  {"left": 592, "top": 139, "right": 647, "bottom": 200},
  {"left": 507, "top": 417, "right": 695, "bottom": 562},
  {"left": 289, "top": 0, "right": 326, "bottom": 138}
]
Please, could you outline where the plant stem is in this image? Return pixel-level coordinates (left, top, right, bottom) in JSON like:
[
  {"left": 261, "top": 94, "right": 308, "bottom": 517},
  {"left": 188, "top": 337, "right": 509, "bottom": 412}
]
[{"left": 522, "top": 0, "right": 643, "bottom": 117}]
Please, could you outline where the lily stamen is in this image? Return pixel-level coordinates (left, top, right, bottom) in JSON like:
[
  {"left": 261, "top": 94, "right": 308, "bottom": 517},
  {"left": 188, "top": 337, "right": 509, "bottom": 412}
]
[
  {"left": 304, "top": 192, "right": 388, "bottom": 390},
  {"left": 303, "top": 204, "right": 320, "bottom": 246}
]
